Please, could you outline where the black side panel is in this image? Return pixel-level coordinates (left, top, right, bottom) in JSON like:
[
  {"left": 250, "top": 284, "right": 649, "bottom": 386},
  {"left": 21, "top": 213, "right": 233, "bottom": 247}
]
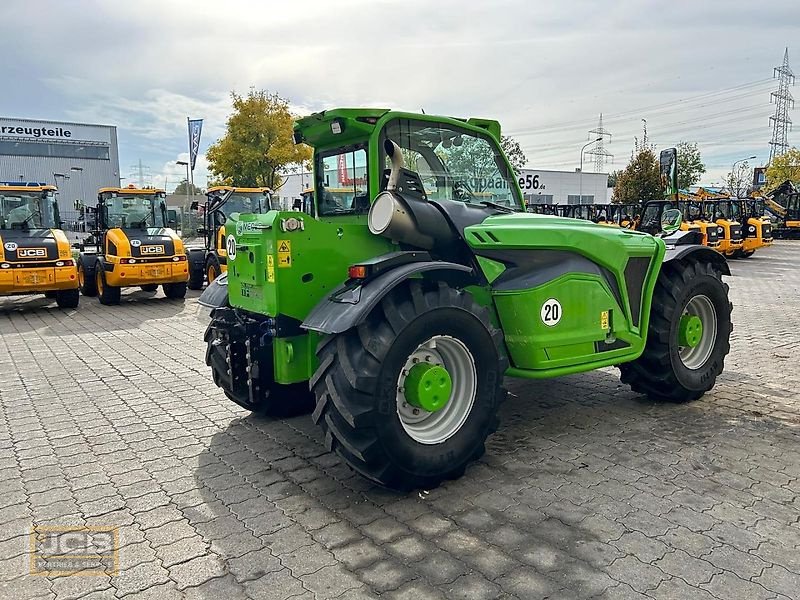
[
  {"left": 623, "top": 257, "right": 651, "bottom": 328},
  {"left": 595, "top": 338, "right": 631, "bottom": 353},
  {"left": 478, "top": 249, "right": 624, "bottom": 312}
]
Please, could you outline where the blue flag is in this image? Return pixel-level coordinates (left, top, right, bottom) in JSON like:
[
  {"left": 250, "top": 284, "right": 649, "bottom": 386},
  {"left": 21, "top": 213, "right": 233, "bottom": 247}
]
[{"left": 188, "top": 118, "right": 203, "bottom": 171}]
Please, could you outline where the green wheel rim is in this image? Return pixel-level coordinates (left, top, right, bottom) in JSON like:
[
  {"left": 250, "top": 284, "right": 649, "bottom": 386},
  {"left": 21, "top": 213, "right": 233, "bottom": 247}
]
[
  {"left": 677, "top": 295, "right": 717, "bottom": 370},
  {"left": 396, "top": 335, "right": 477, "bottom": 445}
]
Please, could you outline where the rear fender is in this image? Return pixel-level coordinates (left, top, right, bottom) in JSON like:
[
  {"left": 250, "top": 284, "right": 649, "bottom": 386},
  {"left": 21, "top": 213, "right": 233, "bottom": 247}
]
[
  {"left": 302, "top": 261, "right": 474, "bottom": 335},
  {"left": 663, "top": 244, "right": 730, "bottom": 276}
]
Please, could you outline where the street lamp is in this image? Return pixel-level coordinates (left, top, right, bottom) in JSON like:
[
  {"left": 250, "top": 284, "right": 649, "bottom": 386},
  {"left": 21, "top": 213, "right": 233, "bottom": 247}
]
[{"left": 578, "top": 137, "right": 603, "bottom": 205}]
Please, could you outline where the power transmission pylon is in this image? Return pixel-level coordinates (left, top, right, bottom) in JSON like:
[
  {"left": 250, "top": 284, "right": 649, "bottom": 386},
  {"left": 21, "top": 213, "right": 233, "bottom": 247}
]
[
  {"left": 769, "top": 47, "right": 794, "bottom": 164},
  {"left": 585, "top": 113, "right": 613, "bottom": 172}
]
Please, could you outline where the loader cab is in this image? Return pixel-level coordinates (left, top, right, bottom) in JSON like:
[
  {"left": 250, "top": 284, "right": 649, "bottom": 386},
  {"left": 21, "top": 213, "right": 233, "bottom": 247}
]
[
  {"left": 639, "top": 200, "right": 675, "bottom": 235},
  {"left": 0, "top": 184, "right": 60, "bottom": 231},
  {"left": 203, "top": 186, "right": 273, "bottom": 255}
]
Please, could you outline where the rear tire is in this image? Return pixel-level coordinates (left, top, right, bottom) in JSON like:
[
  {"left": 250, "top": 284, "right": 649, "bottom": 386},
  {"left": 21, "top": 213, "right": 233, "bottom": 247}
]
[
  {"left": 140, "top": 284, "right": 158, "bottom": 292},
  {"left": 44, "top": 291, "right": 57, "bottom": 299},
  {"left": 96, "top": 266, "right": 121, "bottom": 305},
  {"left": 206, "top": 254, "right": 222, "bottom": 284},
  {"left": 619, "top": 260, "right": 732, "bottom": 402},
  {"left": 741, "top": 250, "right": 755, "bottom": 258},
  {"left": 311, "top": 281, "right": 507, "bottom": 491},
  {"left": 204, "top": 316, "right": 315, "bottom": 417},
  {"left": 55, "top": 288, "right": 80, "bottom": 309},
  {"left": 163, "top": 282, "right": 187, "bottom": 299},
  {"left": 187, "top": 251, "right": 205, "bottom": 290},
  {"left": 78, "top": 257, "right": 97, "bottom": 297}
]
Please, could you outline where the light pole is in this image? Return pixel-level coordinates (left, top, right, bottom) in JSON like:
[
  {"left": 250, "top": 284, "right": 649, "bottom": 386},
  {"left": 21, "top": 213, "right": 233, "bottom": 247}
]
[
  {"left": 578, "top": 137, "right": 603, "bottom": 205},
  {"left": 70, "top": 167, "right": 86, "bottom": 231},
  {"left": 730, "top": 155, "right": 756, "bottom": 197}
]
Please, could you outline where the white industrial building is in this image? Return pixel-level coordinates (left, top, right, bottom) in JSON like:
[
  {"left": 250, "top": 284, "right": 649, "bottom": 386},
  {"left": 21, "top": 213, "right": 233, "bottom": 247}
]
[
  {"left": 276, "top": 168, "right": 609, "bottom": 208},
  {"left": 0, "top": 117, "right": 121, "bottom": 213}
]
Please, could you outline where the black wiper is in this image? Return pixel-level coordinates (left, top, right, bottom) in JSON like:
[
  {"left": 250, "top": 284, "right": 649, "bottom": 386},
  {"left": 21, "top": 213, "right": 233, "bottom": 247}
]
[
  {"left": 20, "top": 210, "right": 42, "bottom": 229},
  {"left": 480, "top": 200, "right": 518, "bottom": 214}
]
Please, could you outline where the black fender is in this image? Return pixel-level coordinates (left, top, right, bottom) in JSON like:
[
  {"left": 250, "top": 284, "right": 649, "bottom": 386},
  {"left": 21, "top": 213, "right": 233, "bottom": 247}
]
[
  {"left": 302, "top": 261, "right": 474, "bottom": 335},
  {"left": 663, "top": 244, "right": 730, "bottom": 276},
  {"left": 198, "top": 272, "right": 229, "bottom": 310}
]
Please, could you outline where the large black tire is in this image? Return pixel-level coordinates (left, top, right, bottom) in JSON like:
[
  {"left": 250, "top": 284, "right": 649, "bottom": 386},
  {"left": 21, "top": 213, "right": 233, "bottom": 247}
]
[
  {"left": 163, "top": 282, "right": 187, "bottom": 299},
  {"left": 206, "top": 254, "right": 222, "bottom": 285},
  {"left": 741, "top": 250, "right": 755, "bottom": 258},
  {"left": 140, "top": 284, "right": 158, "bottom": 292},
  {"left": 204, "top": 318, "right": 315, "bottom": 417},
  {"left": 44, "top": 291, "right": 57, "bottom": 299},
  {"left": 78, "top": 256, "right": 97, "bottom": 297},
  {"left": 620, "top": 259, "right": 732, "bottom": 402},
  {"left": 55, "top": 288, "right": 80, "bottom": 309},
  {"left": 311, "top": 281, "right": 507, "bottom": 491},
  {"left": 96, "top": 265, "right": 121, "bottom": 305},
  {"left": 187, "top": 251, "right": 205, "bottom": 290}
]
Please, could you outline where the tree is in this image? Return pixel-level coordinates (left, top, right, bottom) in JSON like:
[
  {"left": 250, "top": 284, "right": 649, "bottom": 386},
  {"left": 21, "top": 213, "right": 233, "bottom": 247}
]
[
  {"left": 607, "top": 170, "right": 621, "bottom": 188},
  {"left": 723, "top": 162, "right": 753, "bottom": 198},
  {"left": 206, "top": 89, "right": 311, "bottom": 189},
  {"left": 676, "top": 141, "right": 705, "bottom": 190},
  {"left": 501, "top": 136, "right": 527, "bottom": 171},
  {"left": 765, "top": 147, "right": 800, "bottom": 190},
  {"left": 173, "top": 181, "right": 203, "bottom": 196},
  {"left": 612, "top": 148, "right": 661, "bottom": 204}
]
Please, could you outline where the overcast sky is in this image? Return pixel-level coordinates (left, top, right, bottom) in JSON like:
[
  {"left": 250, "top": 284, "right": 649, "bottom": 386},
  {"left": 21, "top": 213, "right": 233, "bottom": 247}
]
[{"left": 2, "top": 0, "right": 798, "bottom": 190}]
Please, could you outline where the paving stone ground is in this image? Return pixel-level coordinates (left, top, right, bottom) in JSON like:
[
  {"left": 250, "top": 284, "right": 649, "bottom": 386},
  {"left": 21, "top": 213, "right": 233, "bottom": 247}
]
[{"left": 1, "top": 242, "right": 799, "bottom": 599}]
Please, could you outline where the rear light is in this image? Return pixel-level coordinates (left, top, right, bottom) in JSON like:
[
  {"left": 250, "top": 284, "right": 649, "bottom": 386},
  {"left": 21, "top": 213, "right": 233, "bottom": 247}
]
[
  {"left": 55, "top": 260, "right": 74, "bottom": 267},
  {"left": 348, "top": 265, "right": 368, "bottom": 280},
  {"left": 0, "top": 263, "right": 9, "bottom": 269},
  {"left": 120, "top": 258, "right": 136, "bottom": 264},
  {"left": 174, "top": 255, "right": 187, "bottom": 261}
]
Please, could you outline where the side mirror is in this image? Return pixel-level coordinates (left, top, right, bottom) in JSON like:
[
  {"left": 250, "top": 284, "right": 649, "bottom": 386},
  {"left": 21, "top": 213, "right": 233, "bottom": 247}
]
[
  {"left": 661, "top": 208, "right": 683, "bottom": 233},
  {"left": 196, "top": 227, "right": 207, "bottom": 235},
  {"left": 190, "top": 201, "right": 199, "bottom": 211}
]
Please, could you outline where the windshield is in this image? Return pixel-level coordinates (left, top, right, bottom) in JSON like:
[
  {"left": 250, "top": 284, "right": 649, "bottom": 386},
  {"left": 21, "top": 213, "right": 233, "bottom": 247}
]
[
  {"left": 381, "top": 119, "right": 524, "bottom": 210},
  {"left": 316, "top": 147, "right": 369, "bottom": 216},
  {"left": 103, "top": 193, "right": 166, "bottom": 229},
  {"left": 222, "top": 192, "right": 272, "bottom": 216},
  {"left": 0, "top": 190, "right": 57, "bottom": 230}
]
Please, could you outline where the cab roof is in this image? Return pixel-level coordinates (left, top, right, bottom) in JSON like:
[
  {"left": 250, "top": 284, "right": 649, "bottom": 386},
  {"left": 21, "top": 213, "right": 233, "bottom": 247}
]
[
  {"left": 99, "top": 187, "right": 165, "bottom": 194},
  {"left": 207, "top": 186, "right": 271, "bottom": 194},
  {"left": 0, "top": 184, "right": 56, "bottom": 192},
  {"left": 294, "top": 108, "right": 502, "bottom": 149}
]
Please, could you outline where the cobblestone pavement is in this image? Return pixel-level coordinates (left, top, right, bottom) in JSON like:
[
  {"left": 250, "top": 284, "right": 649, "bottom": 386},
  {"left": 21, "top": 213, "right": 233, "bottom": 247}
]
[{"left": 1, "top": 242, "right": 799, "bottom": 600}]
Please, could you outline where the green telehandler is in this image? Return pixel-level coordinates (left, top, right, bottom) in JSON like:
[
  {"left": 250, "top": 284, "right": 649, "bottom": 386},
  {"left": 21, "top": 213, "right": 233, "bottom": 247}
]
[{"left": 202, "top": 109, "right": 732, "bottom": 491}]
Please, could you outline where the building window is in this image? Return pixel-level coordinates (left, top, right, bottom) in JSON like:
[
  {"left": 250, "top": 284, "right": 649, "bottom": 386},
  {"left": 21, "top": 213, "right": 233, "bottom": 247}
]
[
  {"left": 0, "top": 140, "right": 110, "bottom": 160},
  {"left": 567, "top": 194, "right": 594, "bottom": 205}
]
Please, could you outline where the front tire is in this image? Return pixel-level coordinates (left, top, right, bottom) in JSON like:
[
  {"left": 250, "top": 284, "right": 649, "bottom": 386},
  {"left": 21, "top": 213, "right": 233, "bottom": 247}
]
[
  {"left": 78, "top": 257, "right": 97, "bottom": 297},
  {"left": 163, "top": 282, "right": 187, "bottom": 299},
  {"left": 620, "top": 259, "right": 732, "bottom": 402},
  {"left": 206, "top": 254, "right": 222, "bottom": 284},
  {"left": 187, "top": 252, "right": 205, "bottom": 290},
  {"left": 311, "top": 281, "right": 507, "bottom": 491},
  {"left": 55, "top": 288, "right": 80, "bottom": 309},
  {"left": 96, "top": 265, "right": 121, "bottom": 305}
]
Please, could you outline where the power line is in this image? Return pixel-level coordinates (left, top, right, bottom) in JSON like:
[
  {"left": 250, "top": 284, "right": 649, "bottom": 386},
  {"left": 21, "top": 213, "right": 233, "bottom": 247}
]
[{"left": 768, "top": 47, "right": 795, "bottom": 163}]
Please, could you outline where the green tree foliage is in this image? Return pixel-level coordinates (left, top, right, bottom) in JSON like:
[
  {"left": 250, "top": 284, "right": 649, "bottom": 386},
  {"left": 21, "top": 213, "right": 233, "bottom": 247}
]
[
  {"left": 206, "top": 89, "right": 311, "bottom": 189},
  {"left": 765, "top": 147, "right": 800, "bottom": 190},
  {"left": 172, "top": 181, "right": 204, "bottom": 196},
  {"left": 612, "top": 148, "right": 661, "bottom": 204},
  {"left": 607, "top": 170, "right": 620, "bottom": 188},
  {"left": 436, "top": 136, "right": 498, "bottom": 192},
  {"left": 676, "top": 141, "right": 706, "bottom": 190},
  {"left": 500, "top": 136, "right": 527, "bottom": 171}
]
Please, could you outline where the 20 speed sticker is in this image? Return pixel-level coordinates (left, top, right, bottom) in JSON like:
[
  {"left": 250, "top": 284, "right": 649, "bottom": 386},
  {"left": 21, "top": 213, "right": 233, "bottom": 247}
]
[{"left": 541, "top": 298, "right": 562, "bottom": 327}]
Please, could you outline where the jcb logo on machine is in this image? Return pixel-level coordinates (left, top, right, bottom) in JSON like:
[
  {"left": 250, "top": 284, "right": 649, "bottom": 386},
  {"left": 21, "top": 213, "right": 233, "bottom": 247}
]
[
  {"left": 140, "top": 245, "right": 165, "bottom": 255},
  {"left": 17, "top": 247, "right": 47, "bottom": 259}
]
